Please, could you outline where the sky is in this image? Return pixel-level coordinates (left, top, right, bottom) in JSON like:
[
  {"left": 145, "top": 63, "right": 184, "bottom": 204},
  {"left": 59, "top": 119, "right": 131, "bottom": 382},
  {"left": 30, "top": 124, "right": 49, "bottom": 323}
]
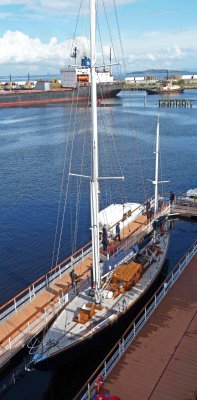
[{"left": 0, "top": 0, "right": 197, "bottom": 76}]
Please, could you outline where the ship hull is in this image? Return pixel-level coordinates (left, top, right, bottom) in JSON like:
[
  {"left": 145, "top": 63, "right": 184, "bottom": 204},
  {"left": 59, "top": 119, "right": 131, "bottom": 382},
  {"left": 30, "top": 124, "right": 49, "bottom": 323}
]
[
  {"left": 0, "top": 84, "right": 121, "bottom": 107},
  {"left": 146, "top": 88, "right": 184, "bottom": 95}
]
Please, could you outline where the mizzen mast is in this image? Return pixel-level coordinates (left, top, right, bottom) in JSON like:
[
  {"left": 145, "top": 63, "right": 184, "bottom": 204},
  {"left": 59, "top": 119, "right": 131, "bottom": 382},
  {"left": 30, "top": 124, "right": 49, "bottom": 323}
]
[
  {"left": 154, "top": 115, "right": 160, "bottom": 216},
  {"left": 149, "top": 115, "right": 169, "bottom": 217}
]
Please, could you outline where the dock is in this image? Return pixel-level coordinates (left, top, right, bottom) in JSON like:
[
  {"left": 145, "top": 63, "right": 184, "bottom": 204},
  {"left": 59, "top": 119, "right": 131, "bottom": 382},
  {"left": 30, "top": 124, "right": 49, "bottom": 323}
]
[
  {"left": 170, "top": 200, "right": 197, "bottom": 219},
  {"left": 159, "top": 99, "right": 192, "bottom": 108},
  {"left": 76, "top": 240, "right": 197, "bottom": 400},
  {"left": 101, "top": 247, "right": 197, "bottom": 400}
]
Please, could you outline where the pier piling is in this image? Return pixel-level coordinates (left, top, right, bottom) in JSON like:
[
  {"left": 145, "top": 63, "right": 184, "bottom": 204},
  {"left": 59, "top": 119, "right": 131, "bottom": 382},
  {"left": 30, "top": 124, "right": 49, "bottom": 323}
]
[{"left": 159, "top": 99, "right": 192, "bottom": 108}]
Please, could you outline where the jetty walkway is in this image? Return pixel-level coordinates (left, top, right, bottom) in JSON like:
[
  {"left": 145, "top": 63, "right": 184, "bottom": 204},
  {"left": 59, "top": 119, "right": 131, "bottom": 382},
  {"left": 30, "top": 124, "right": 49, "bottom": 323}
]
[
  {"left": 77, "top": 240, "right": 197, "bottom": 400},
  {"left": 171, "top": 200, "right": 197, "bottom": 219},
  {"left": 103, "top": 248, "right": 197, "bottom": 400}
]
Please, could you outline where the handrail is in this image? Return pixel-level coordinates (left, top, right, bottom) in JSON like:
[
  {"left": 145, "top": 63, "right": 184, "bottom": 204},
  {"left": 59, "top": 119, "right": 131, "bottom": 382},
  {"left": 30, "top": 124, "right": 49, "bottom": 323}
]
[
  {"left": 0, "top": 240, "right": 92, "bottom": 318},
  {"left": 0, "top": 239, "right": 92, "bottom": 312},
  {"left": 0, "top": 279, "right": 88, "bottom": 365},
  {"left": 75, "top": 240, "right": 197, "bottom": 400},
  {"left": 0, "top": 295, "right": 57, "bottom": 346},
  {"left": 120, "top": 239, "right": 196, "bottom": 340},
  {"left": 0, "top": 277, "right": 89, "bottom": 349}
]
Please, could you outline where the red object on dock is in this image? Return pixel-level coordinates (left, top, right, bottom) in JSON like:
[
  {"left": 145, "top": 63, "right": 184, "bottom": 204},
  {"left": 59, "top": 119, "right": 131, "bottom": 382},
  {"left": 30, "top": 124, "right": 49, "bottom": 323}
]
[
  {"left": 95, "top": 395, "right": 120, "bottom": 400},
  {"left": 95, "top": 394, "right": 107, "bottom": 400}
]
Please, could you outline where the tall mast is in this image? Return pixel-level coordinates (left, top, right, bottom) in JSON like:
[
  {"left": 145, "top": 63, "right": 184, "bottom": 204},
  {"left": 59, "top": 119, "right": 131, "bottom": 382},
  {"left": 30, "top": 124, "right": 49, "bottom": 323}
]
[
  {"left": 90, "top": 0, "right": 100, "bottom": 300},
  {"left": 154, "top": 115, "right": 160, "bottom": 216}
]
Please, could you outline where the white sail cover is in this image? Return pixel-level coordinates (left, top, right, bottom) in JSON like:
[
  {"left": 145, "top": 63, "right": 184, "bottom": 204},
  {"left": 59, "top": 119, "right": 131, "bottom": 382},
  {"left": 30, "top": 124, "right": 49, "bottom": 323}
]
[
  {"left": 186, "top": 188, "right": 197, "bottom": 198},
  {"left": 99, "top": 202, "right": 143, "bottom": 235}
]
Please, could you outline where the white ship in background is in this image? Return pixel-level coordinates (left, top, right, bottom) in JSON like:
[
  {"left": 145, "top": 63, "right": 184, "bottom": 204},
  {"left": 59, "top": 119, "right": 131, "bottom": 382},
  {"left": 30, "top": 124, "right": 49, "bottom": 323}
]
[{"left": 61, "top": 48, "right": 116, "bottom": 88}]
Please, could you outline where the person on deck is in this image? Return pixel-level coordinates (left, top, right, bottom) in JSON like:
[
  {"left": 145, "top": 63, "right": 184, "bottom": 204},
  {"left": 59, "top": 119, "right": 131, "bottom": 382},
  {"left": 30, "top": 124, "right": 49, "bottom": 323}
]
[
  {"left": 102, "top": 224, "right": 108, "bottom": 251},
  {"left": 146, "top": 200, "right": 151, "bottom": 221},
  {"left": 133, "top": 243, "right": 139, "bottom": 254},
  {"left": 158, "top": 198, "right": 163, "bottom": 211},
  {"left": 115, "top": 222, "right": 121, "bottom": 241},
  {"left": 170, "top": 191, "right": 175, "bottom": 205}
]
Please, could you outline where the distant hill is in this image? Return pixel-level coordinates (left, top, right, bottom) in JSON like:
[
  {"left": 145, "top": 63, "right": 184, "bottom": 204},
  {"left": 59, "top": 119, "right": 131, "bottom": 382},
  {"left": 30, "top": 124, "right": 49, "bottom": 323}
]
[
  {"left": 130, "top": 69, "right": 185, "bottom": 74},
  {"left": 126, "top": 69, "right": 197, "bottom": 78}
]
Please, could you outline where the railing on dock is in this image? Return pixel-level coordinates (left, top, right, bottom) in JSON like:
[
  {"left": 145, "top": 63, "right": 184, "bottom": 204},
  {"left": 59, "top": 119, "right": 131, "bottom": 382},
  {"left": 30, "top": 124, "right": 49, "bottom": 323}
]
[
  {"left": 169, "top": 197, "right": 197, "bottom": 219},
  {"left": 76, "top": 240, "right": 197, "bottom": 400},
  {"left": 174, "top": 197, "right": 197, "bottom": 209}
]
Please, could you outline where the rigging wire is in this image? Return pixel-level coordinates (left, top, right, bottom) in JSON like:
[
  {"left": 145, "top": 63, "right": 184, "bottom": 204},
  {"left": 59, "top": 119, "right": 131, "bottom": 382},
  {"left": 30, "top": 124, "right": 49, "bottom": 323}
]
[
  {"left": 98, "top": 95, "right": 125, "bottom": 207},
  {"left": 52, "top": 1, "right": 91, "bottom": 269},
  {"left": 72, "top": 97, "right": 91, "bottom": 254},
  {"left": 54, "top": 91, "right": 81, "bottom": 267},
  {"left": 103, "top": 0, "right": 148, "bottom": 202},
  {"left": 42, "top": 94, "right": 79, "bottom": 353},
  {"left": 69, "top": 0, "right": 83, "bottom": 66},
  {"left": 117, "top": 1, "right": 148, "bottom": 201},
  {"left": 50, "top": 92, "right": 76, "bottom": 270},
  {"left": 101, "top": 0, "right": 120, "bottom": 69},
  {"left": 96, "top": 5, "right": 127, "bottom": 209}
]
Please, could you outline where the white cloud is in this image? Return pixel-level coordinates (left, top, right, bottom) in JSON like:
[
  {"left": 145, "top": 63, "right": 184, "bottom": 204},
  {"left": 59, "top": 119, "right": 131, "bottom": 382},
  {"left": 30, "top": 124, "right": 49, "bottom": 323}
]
[
  {"left": 166, "top": 44, "right": 183, "bottom": 60},
  {"left": 120, "top": 27, "right": 197, "bottom": 70},
  {"left": 0, "top": 28, "right": 197, "bottom": 75},
  {"left": 0, "top": 30, "right": 91, "bottom": 73}
]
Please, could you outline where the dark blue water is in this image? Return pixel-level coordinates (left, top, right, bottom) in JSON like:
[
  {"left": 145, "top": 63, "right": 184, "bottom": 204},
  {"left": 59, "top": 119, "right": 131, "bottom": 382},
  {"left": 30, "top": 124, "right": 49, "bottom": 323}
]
[
  {"left": 0, "top": 90, "right": 196, "bottom": 399},
  {"left": 1, "top": 90, "right": 196, "bottom": 302}
]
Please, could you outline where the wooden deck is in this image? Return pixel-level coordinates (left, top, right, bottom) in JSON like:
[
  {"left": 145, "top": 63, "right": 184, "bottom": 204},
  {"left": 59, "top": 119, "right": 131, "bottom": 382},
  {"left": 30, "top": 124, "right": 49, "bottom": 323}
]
[
  {"left": 103, "top": 253, "right": 197, "bottom": 400},
  {"left": 171, "top": 202, "right": 197, "bottom": 219},
  {"left": 0, "top": 255, "right": 92, "bottom": 369},
  {"left": 0, "top": 212, "right": 149, "bottom": 370}
]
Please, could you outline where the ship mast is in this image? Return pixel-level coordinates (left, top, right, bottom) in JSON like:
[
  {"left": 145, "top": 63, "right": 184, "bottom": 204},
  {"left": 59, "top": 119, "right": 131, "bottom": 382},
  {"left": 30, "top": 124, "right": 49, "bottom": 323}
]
[
  {"left": 148, "top": 115, "right": 169, "bottom": 217},
  {"left": 110, "top": 47, "right": 112, "bottom": 76},
  {"left": 154, "top": 115, "right": 159, "bottom": 216},
  {"left": 90, "top": 0, "right": 101, "bottom": 302}
]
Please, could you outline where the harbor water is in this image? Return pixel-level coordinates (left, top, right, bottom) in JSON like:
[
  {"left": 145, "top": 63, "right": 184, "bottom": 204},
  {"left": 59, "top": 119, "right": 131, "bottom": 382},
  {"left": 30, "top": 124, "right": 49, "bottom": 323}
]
[{"left": 0, "top": 89, "right": 196, "bottom": 399}]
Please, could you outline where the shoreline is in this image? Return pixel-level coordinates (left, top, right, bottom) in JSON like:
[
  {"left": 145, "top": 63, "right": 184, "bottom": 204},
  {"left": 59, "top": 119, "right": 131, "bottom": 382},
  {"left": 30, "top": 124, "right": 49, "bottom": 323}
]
[{"left": 120, "top": 82, "right": 197, "bottom": 91}]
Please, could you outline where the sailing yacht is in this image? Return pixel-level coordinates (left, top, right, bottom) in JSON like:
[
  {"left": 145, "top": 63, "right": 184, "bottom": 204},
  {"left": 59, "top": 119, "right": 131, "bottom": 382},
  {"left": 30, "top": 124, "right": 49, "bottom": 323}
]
[{"left": 30, "top": 1, "right": 169, "bottom": 371}]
